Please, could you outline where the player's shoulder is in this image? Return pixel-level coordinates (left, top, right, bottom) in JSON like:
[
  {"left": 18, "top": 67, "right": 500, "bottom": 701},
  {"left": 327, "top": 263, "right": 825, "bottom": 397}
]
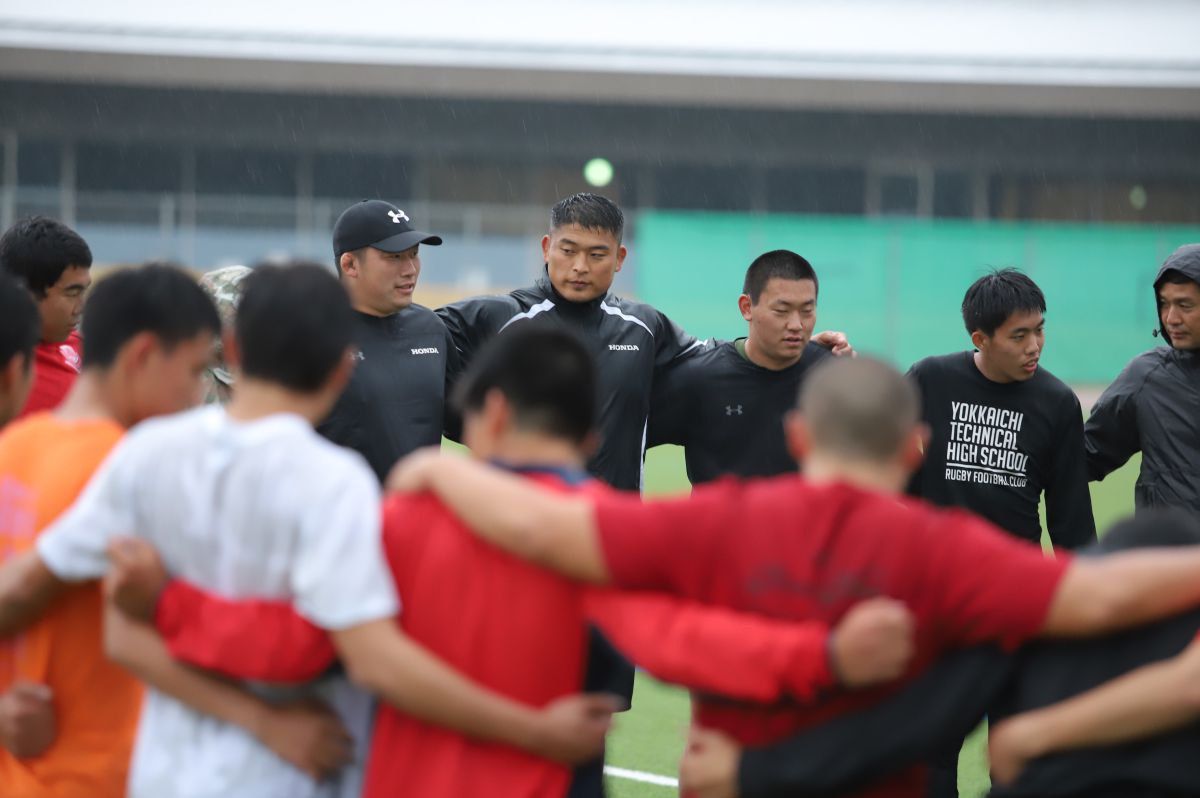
[
  {"left": 602, "top": 292, "right": 663, "bottom": 324},
  {"left": 0, "top": 412, "right": 58, "bottom": 452},
  {"left": 405, "top": 302, "right": 440, "bottom": 320},
  {"left": 908, "top": 351, "right": 964, "bottom": 377},
  {"left": 1028, "top": 365, "right": 1079, "bottom": 404},
  {"left": 296, "top": 427, "right": 380, "bottom": 493},
  {"left": 437, "top": 292, "right": 523, "bottom": 321}
]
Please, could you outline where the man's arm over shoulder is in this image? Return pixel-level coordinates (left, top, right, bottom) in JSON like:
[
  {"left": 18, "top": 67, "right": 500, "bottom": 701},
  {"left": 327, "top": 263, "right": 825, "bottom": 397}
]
[
  {"left": 436, "top": 294, "right": 519, "bottom": 367},
  {"left": 587, "top": 591, "right": 914, "bottom": 703},
  {"left": 646, "top": 352, "right": 699, "bottom": 448},
  {"left": 1084, "top": 352, "right": 1154, "bottom": 481},
  {"left": 648, "top": 304, "right": 705, "bottom": 370}
]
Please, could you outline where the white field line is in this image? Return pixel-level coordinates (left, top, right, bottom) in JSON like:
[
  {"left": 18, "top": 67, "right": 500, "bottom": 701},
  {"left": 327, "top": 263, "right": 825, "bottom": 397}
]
[{"left": 604, "top": 765, "right": 679, "bottom": 788}]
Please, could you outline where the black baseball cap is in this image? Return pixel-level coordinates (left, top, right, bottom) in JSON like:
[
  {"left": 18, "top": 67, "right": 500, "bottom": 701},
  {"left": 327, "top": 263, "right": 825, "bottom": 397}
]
[{"left": 332, "top": 200, "right": 443, "bottom": 259}]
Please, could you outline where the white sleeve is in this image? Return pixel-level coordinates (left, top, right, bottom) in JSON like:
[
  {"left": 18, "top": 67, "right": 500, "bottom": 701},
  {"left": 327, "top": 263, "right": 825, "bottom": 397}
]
[
  {"left": 36, "top": 436, "right": 139, "bottom": 581},
  {"left": 292, "top": 456, "right": 399, "bottom": 630}
]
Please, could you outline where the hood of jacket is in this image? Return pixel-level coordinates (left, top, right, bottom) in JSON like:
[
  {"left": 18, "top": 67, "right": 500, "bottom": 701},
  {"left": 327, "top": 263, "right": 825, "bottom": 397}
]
[{"left": 1153, "top": 243, "right": 1200, "bottom": 344}]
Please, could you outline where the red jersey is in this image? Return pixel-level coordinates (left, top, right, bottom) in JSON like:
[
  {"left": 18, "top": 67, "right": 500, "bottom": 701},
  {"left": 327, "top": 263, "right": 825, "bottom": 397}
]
[
  {"left": 595, "top": 474, "right": 1071, "bottom": 798},
  {"left": 364, "top": 480, "right": 590, "bottom": 798},
  {"left": 152, "top": 470, "right": 839, "bottom": 798},
  {"left": 18, "top": 332, "right": 82, "bottom": 418}
]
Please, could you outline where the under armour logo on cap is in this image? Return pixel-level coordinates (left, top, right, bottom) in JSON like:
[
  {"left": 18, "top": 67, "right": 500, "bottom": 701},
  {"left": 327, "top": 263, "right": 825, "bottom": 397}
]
[
  {"left": 726, "top": 405, "right": 743, "bottom": 416},
  {"left": 333, "top": 199, "right": 443, "bottom": 258}
]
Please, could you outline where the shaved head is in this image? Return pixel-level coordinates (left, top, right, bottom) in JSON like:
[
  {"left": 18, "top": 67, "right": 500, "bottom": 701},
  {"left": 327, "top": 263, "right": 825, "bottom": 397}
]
[{"left": 798, "top": 357, "right": 920, "bottom": 462}]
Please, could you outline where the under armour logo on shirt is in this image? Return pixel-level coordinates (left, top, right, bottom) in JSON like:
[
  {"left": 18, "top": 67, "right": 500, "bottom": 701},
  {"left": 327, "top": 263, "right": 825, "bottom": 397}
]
[
  {"left": 387, "top": 210, "right": 409, "bottom": 224},
  {"left": 352, "top": 351, "right": 365, "bottom": 361},
  {"left": 726, "top": 405, "right": 743, "bottom": 416}
]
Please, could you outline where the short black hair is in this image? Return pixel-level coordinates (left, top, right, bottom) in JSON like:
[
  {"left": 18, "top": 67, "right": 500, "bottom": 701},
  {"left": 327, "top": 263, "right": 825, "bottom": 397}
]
[
  {"left": 743, "top": 250, "right": 819, "bottom": 304},
  {"left": 453, "top": 325, "right": 596, "bottom": 445},
  {"left": 236, "top": 262, "right": 354, "bottom": 392},
  {"left": 81, "top": 263, "right": 221, "bottom": 369},
  {"left": 961, "top": 268, "right": 1046, "bottom": 337},
  {"left": 550, "top": 193, "right": 624, "bottom": 243},
  {"left": 0, "top": 216, "right": 93, "bottom": 298},
  {"left": 0, "top": 272, "right": 40, "bottom": 371}
]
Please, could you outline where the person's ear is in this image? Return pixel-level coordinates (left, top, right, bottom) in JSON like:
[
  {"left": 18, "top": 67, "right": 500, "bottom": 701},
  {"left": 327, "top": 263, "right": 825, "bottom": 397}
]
[
  {"left": 614, "top": 244, "right": 627, "bottom": 273},
  {"left": 970, "top": 330, "right": 988, "bottom": 351},
  {"left": 541, "top": 235, "right": 552, "bottom": 263},
  {"left": 338, "top": 252, "right": 357, "bottom": 278},
  {"left": 481, "top": 388, "right": 512, "bottom": 439},
  {"left": 738, "top": 294, "right": 753, "bottom": 322},
  {"left": 901, "top": 422, "right": 930, "bottom": 471},
  {"left": 784, "top": 409, "right": 811, "bottom": 463}
]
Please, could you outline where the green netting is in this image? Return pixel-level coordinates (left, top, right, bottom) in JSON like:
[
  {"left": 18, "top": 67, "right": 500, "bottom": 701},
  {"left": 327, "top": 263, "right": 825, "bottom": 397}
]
[{"left": 636, "top": 212, "right": 1200, "bottom": 383}]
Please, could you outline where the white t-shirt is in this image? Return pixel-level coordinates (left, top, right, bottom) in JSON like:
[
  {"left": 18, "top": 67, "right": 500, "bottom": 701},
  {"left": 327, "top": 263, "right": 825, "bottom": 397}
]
[{"left": 38, "top": 406, "right": 399, "bottom": 798}]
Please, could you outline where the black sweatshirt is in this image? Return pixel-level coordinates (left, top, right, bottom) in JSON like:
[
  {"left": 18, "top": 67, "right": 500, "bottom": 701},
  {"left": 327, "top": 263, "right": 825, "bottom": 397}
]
[
  {"left": 318, "top": 306, "right": 456, "bottom": 482},
  {"left": 437, "top": 274, "right": 704, "bottom": 493},
  {"left": 907, "top": 352, "right": 1096, "bottom": 548},
  {"left": 648, "top": 339, "right": 831, "bottom": 484}
]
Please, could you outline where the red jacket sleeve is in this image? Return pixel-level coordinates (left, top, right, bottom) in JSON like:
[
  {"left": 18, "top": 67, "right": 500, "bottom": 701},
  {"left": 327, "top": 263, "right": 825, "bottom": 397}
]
[
  {"left": 583, "top": 588, "right": 835, "bottom": 703},
  {"left": 155, "top": 580, "right": 336, "bottom": 683}
]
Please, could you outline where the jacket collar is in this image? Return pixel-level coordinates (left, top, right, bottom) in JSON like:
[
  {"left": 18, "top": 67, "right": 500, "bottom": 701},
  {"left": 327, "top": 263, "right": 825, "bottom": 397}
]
[{"left": 535, "top": 271, "right": 609, "bottom": 312}]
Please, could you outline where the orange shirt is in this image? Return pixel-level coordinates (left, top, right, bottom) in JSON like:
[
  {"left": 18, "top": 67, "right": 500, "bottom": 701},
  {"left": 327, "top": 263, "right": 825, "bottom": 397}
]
[{"left": 0, "top": 414, "right": 141, "bottom": 798}]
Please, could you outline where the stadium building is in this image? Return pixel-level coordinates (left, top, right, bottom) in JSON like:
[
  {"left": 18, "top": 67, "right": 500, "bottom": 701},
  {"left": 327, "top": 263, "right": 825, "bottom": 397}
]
[{"left": 2, "top": 0, "right": 1198, "bottom": 379}]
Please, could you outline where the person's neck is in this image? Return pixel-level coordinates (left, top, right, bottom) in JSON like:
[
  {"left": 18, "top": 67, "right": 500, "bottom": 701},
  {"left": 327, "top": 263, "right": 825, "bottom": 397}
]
[
  {"left": 55, "top": 370, "right": 129, "bottom": 427},
  {"left": 226, "top": 378, "right": 333, "bottom": 426},
  {"left": 972, "top": 350, "right": 1013, "bottom": 384},
  {"left": 486, "top": 431, "right": 586, "bottom": 471},
  {"left": 351, "top": 301, "right": 394, "bottom": 318},
  {"left": 744, "top": 335, "right": 801, "bottom": 371},
  {"left": 802, "top": 452, "right": 906, "bottom": 495}
]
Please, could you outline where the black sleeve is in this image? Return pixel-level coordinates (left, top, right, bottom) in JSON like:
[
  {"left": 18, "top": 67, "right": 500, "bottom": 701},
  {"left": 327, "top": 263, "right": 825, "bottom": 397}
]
[
  {"left": 1045, "top": 392, "right": 1097, "bottom": 549},
  {"left": 436, "top": 297, "right": 501, "bottom": 443},
  {"left": 903, "top": 361, "right": 929, "bottom": 498},
  {"left": 441, "top": 322, "right": 464, "bottom": 442},
  {"left": 1083, "top": 359, "right": 1144, "bottom": 482},
  {"left": 646, "top": 357, "right": 694, "bottom": 448},
  {"left": 651, "top": 308, "right": 705, "bottom": 371},
  {"left": 737, "top": 646, "right": 1012, "bottom": 798}
]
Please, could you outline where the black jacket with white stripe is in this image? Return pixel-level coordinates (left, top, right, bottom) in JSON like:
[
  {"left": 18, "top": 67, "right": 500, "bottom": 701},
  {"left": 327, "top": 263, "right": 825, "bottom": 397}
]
[{"left": 438, "top": 274, "right": 705, "bottom": 493}]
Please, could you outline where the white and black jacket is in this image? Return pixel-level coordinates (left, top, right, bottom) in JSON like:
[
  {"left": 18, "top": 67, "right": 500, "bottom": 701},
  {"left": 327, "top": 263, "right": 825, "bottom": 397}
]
[{"left": 438, "top": 274, "right": 705, "bottom": 493}]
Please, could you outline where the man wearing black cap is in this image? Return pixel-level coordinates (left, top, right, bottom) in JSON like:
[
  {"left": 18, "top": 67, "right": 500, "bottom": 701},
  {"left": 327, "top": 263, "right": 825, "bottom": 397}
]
[{"left": 323, "top": 200, "right": 456, "bottom": 482}]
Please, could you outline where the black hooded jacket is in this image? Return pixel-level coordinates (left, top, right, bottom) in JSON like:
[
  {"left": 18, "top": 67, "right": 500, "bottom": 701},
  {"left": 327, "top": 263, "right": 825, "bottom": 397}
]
[
  {"left": 437, "top": 274, "right": 705, "bottom": 493},
  {"left": 1085, "top": 244, "right": 1200, "bottom": 513}
]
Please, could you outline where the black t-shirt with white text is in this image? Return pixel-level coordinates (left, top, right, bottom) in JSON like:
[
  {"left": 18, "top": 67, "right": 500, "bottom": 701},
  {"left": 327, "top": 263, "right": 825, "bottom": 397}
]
[
  {"left": 648, "top": 339, "right": 832, "bottom": 485},
  {"left": 907, "top": 351, "right": 1095, "bottom": 548}
]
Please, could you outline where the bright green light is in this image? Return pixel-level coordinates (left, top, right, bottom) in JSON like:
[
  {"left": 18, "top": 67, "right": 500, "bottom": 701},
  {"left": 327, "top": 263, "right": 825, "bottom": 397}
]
[{"left": 584, "top": 158, "right": 614, "bottom": 187}]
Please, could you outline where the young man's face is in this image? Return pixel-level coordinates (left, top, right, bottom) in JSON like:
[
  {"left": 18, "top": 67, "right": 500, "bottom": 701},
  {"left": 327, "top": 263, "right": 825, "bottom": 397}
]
[
  {"left": 1158, "top": 281, "right": 1200, "bottom": 351},
  {"left": 740, "top": 277, "right": 816, "bottom": 368},
  {"left": 129, "top": 332, "right": 216, "bottom": 422},
  {"left": 342, "top": 245, "right": 421, "bottom": 316},
  {"left": 974, "top": 309, "right": 1045, "bottom": 383},
  {"left": 542, "top": 224, "right": 626, "bottom": 303},
  {"left": 38, "top": 265, "right": 91, "bottom": 343}
]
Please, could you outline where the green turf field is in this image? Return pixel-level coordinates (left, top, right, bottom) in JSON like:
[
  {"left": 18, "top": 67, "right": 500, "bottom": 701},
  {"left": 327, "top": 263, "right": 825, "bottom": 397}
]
[{"left": 604, "top": 445, "right": 1142, "bottom": 798}]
